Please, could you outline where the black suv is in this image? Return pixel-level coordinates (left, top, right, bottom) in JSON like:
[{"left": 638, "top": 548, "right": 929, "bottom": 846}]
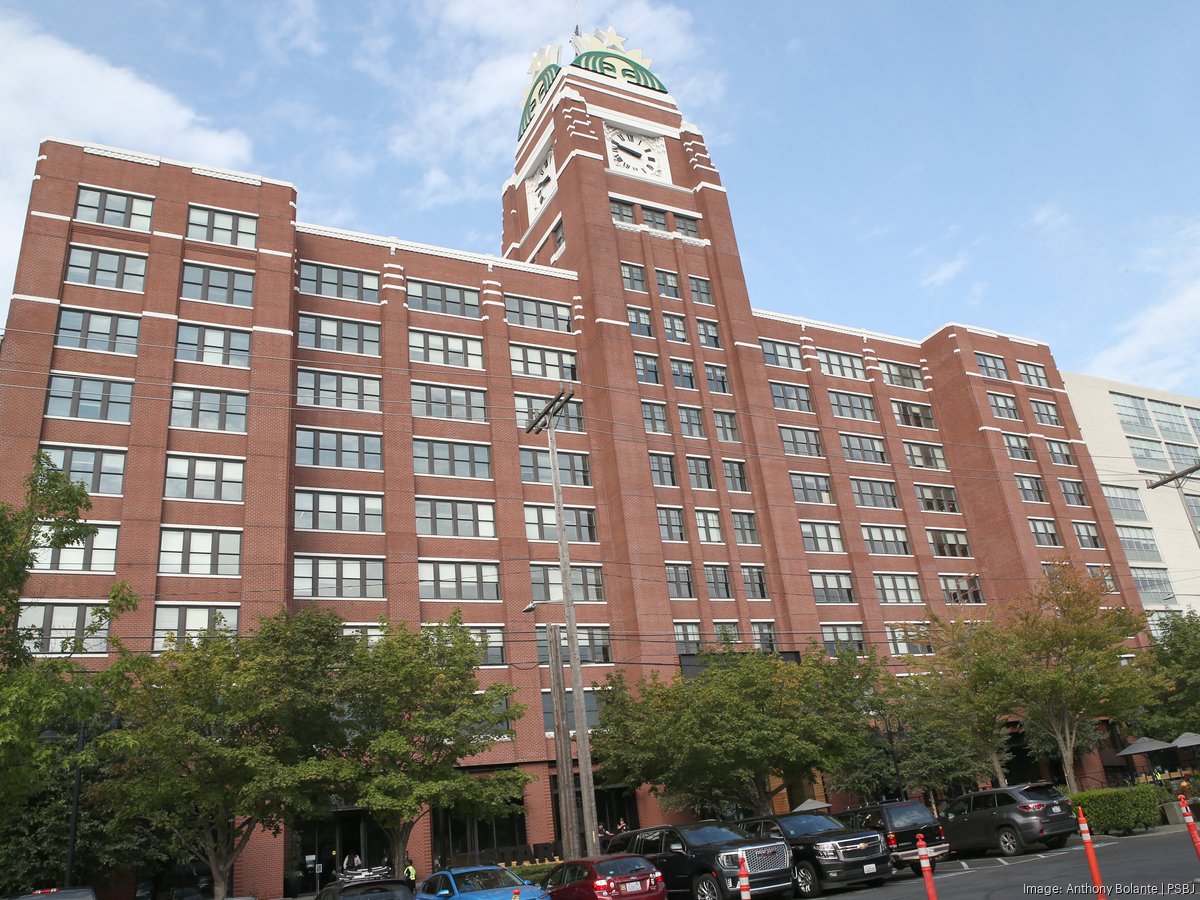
[
  {"left": 939, "top": 783, "right": 1077, "bottom": 856},
  {"left": 606, "top": 821, "right": 792, "bottom": 900},
  {"left": 835, "top": 801, "right": 947, "bottom": 876},
  {"left": 737, "top": 813, "right": 893, "bottom": 897}
]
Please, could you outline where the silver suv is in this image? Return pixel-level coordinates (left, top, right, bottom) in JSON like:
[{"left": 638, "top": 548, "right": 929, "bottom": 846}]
[{"left": 939, "top": 783, "right": 1077, "bottom": 856}]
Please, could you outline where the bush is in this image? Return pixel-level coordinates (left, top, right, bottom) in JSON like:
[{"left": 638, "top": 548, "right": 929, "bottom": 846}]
[
  {"left": 1069, "top": 784, "right": 1171, "bottom": 834},
  {"left": 506, "top": 862, "right": 557, "bottom": 884}
]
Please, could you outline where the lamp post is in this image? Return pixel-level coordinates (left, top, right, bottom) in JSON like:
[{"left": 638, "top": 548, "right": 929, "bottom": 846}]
[
  {"left": 39, "top": 722, "right": 87, "bottom": 888},
  {"left": 524, "top": 386, "right": 600, "bottom": 857}
]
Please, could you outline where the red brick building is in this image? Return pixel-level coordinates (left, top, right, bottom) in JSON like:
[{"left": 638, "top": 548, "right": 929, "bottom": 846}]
[{"left": 0, "top": 30, "right": 1139, "bottom": 900}]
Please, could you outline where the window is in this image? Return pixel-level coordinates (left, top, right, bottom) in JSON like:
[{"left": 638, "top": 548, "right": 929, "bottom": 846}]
[
  {"left": 540, "top": 688, "right": 600, "bottom": 732},
  {"left": 510, "top": 344, "right": 577, "bottom": 380},
  {"left": 294, "top": 556, "right": 385, "bottom": 598},
  {"left": 610, "top": 199, "right": 635, "bottom": 224},
  {"left": 812, "top": 572, "right": 854, "bottom": 604},
  {"left": 801, "top": 521, "right": 844, "bottom": 553},
  {"left": 705, "top": 364, "right": 729, "bottom": 394},
  {"left": 649, "top": 453, "right": 676, "bottom": 486},
  {"left": 410, "top": 329, "right": 484, "bottom": 369},
  {"left": 75, "top": 187, "right": 152, "bottom": 230},
  {"left": 419, "top": 561, "right": 500, "bottom": 601},
  {"left": 43, "top": 446, "right": 125, "bottom": 495},
  {"left": 643, "top": 402, "right": 669, "bottom": 433},
  {"left": 46, "top": 375, "right": 132, "bottom": 423},
  {"left": 663, "top": 313, "right": 688, "bottom": 343},
  {"left": 1018, "top": 361, "right": 1050, "bottom": 387},
  {"left": 656, "top": 270, "right": 681, "bottom": 298},
  {"left": 515, "top": 394, "right": 584, "bottom": 431},
  {"left": 1074, "top": 521, "right": 1102, "bottom": 549},
  {"left": 406, "top": 279, "right": 478, "bottom": 316},
  {"left": 153, "top": 606, "right": 238, "bottom": 652},
  {"left": 621, "top": 263, "right": 646, "bottom": 292},
  {"left": 687, "top": 456, "right": 714, "bottom": 490},
  {"left": 416, "top": 498, "right": 496, "bottom": 538},
  {"left": 1046, "top": 440, "right": 1076, "bottom": 466},
  {"left": 1166, "top": 443, "right": 1200, "bottom": 469},
  {"left": 658, "top": 507, "right": 686, "bottom": 541},
  {"left": 863, "top": 525, "right": 911, "bottom": 555},
  {"left": 295, "top": 490, "right": 383, "bottom": 532},
  {"left": 714, "top": 621, "right": 741, "bottom": 643},
  {"left": 817, "top": 349, "right": 865, "bottom": 379},
  {"left": 886, "top": 625, "right": 932, "bottom": 656},
  {"left": 697, "top": 319, "right": 721, "bottom": 349},
  {"left": 414, "top": 439, "right": 491, "bottom": 478},
  {"left": 723, "top": 460, "right": 748, "bottom": 492},
  {"left": 158, "top": 528, "right": 240, "bottom": 575},
  {"left": 770, "top": 382, "right": 811, "bottom": 412},
  {"left": 988, "top": 393, "right": 1021, "bottom": 420},
  {"left": 695, "top": 509, "right": 723, "bottom": 543},
  {"left": 188, "top": 205, "right": 256, "bottom": 247},
  {"left": 829, "top": 391, "right": 877, "bottom": 421},
  {"left": 1031, "top": 400, "right": 1061, "bottom": 427},
  {"left": 1016, "top": 475, "right": 1047, "bottom": 502},
  {"left": 176, "top": 323, "right": 250, "bottom": 367},
  {"left": 689, "top": 276, "right": 712, "bottom": 304},
  {"left": 1111, "top": 393, "right": 1155, "bottom": 436},
  {"left": 1127, "top": 437, "right": 1169, "bottom": 471},
  {"left": 182, "top": 263, "right": 254, "bottom": 307},
  {"left": 893, "top": 400, "right": 936, "bottom": 429},
  {"left": 665, "top": 564, "right": 695, "bottom": 598},
  {"left": 742, "top": 566, "right": 769, "bottom": 599},
  {"left": 1003, "top": 433, "right": 1034, "bottom": 461},
  {"left": 679, "top": 406, "right": 705, "bottom": 437},
  {"left": 822, "top": 624, "right": 865, "bottom": 655},
  {"left": 1117, "top": 526, "right": 1161, "bottom": 562},
  {"left": 1184, "top": 494, "right": 1200, "bottom": 529},
  {"left": 975, "top": 352, "right": 1008, "bottom": 380},
  {"left": 875, "top": 573, "right": 923, "bottom": 604},
  {"left": 750, "top": 621, "right": 776, "bottom": 650},
  {"left": 851, "top": 478, "right": 898, "bottom": 508},
  {"left": 301, "top": 263, "right": 380, "bottom": 303},
  {"left": 531, "top": 563, "right": 606, "bottom": 601},
  {"left": 781, "top": 427, "right": 823, "bottom": 457},
  {"left": 469, "top": 626, "right": 507, "bottom": 665},
  {"left": 505, "top": 295, "right": 571, "bottom": 332},
  {"left": 296, "top": 428, "right": 381, "bottom": 470},
  {"left": 928, "top": 529, "right": 971, "bottom": 557},
  {"left": 941, "top": 574, "right": 984, "bottom": 604},
  {"left": 56, "top": 308, "right": 139, "bottom": 354},
  {"left": 915, "top": 484, "right": 959, "bottom": 513},
  {"left": 627, "top": 306, "right": 653, "bottom": 336},
  {"left": 1150, "top": 400, "right": 1193, "bottom": 441},
  {"left": 643, "top": 207, "right": 668, "bottom": 231},
  {"left": 524, "top": 504, "right": 598, "bottom": 543},
  {"left": 299, "top": 314, "right": 380, "bottom": 356},
  {"left": 1102, "top": 484, "right": 1146, "bottom": 520},
  {"left": 1130, "top": 567, "right": 1174, "bottom": 605},
  {"left": 413, "top": 382, "right": 487, "bottom": 422},
  {"left": 519, "top": 448, "right": 590, "bottom": 485},
  {"left": 32, "top": 525, "right": 118, "bottom": 572},
  {"left": 537, "top": 626, "right": 611, "bottom": 664},
  {"left": 705, "top": 564, "right": 733, "bottom": 599},
  {"left": 298, "top": 369, "right": 381, "bottom": 411},
  {"left": 1029, "top": 518, "right": 1061, "bottom": 547},
  {"left": 903, "top": 442, "right": 947, "bottom": 469},
  {"left": 19, "top": 603, "right": 108, "bottom": 654},
  {"left": 879, "top": 361, "right": 922, "bottom": 388},
  {"left": 1060, "top": 480, "right": 1089, "bottom": 507},
  {"left": 761, "top": 339, "right": 804, "bottom": 369},
  {"left": 674, "top": 622, "right": 701, "bottom": 655},
  {"left": 165, "top": 455, "right": 244, "bottom": 502},
  {"left": 841, "top": 434, "right": 888, "bottom": 464},
  {"left": 675, "top": 215, "right": 700, "bottom": 238},
  {"left": 670, "top": 359, "right": 696, "bottom": 389},
  {"left": 792, "top": 472, "right": 832, "bottom": 504},
  {"left": 1087, "top": 565, "right": 1116, "bottom": 591},
  {"left": 714, "top": 411, "right": 739, "bottom": 442},
  {"left": 66, "top": 246, "right": 146, "bottom": 291}
]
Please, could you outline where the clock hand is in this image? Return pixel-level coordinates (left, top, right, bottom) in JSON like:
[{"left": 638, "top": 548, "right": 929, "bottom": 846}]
[{"left": 614, "top": 142, "right": 643, "bottom": 159}]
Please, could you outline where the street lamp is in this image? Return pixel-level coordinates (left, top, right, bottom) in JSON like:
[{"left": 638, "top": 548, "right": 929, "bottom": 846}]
[
  {"left": 524, "top": 386, "right": 601, "bottom": 857},
  {"left": 39, "top": 722, "right": 87, "bottom": 888}
]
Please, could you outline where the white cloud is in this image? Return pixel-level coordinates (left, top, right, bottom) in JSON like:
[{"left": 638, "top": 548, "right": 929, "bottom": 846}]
[
  {"left": 920, "top": 253, "right": 969, "bottom": 289},
  {"left": 1027, "top": 201, "right": 1072, "bottom": 238},
  {"left": 0, "top": 12, "right": 252, "bottom": 324},
  {"left": 258, "top": 0, "right": 327, "bottom": 59}
]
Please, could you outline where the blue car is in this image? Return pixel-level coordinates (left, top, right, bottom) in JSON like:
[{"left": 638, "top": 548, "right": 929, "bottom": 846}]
[{"left": 416, "top": 866, "right": 549, "bottom": 900}]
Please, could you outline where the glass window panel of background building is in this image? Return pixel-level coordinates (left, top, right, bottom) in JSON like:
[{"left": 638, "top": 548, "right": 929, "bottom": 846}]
[
  {"left": 792, "top": 472, "right": 833, "bottom": 505},
  {"left": 928, "top": 529, "right": 971, "bottom": 557},
  {"left": 410, "top": 330, "right": 484, "bottom": 370},
  {"left": 299, "top": 314, "right": 380, "bottom": 356},
  {"left": 1149, "top": 400, "right": 1193, "bottom": 442},
  {"left": 295, "top": 490, "right": 383, "bottom": 532},
  {"left": 300, "top": 263, "right": 380, "bottom": 303},
  {"left": 696, "top": 319, "right": 721, "bottom": 349},
  {"left": 621, "top": 263, "right": 646, "bottom": 292},
  {"left": 1111, "top": 393, "right": 1156, "bottom": 436},
  {"left": 665, "top": 563, "right": 695, "bottom": 599},
  {"left": 893, "top": 400, "right": 935, "bottom": 429},
  {"left": 1018, "top": 361, "right": 1050, "bottom": 387},
  {"left": 1060, "top": 479, "right": 1089, "bottom": 507},
  {"left": 801, "top": 521, "right": 845, "bottom": 553},
  {"left": 1116, "top": 525, "right": 1161, "bottom": 562},
  {"left": 812, "top": 572, "right": 855, "bottom": 604},
  {"left": 875, "top": 573, "right": 924, "bottom": 604},
  {"left": 705, "top": 564, "right": 733, "bottom": 599},
  {"left": 419, "top": 560, "right": 500, "bottom": 601},
  {"left": 879, "top": 360, "right": 923, "bottom": 389},
  {"left": 166, "top": 455, "right": 244, "bottom": 502},
  {"left": 1129, "top": 567, "right": 1175, "bottom": 606},
  {"left": 294, "top": 556, "right": 385, "bottom": 598},
  {"left": 742, "top": 565, "right": 768, "bottom": 599},
  {"left": 515, "top": 394, "right": 584, "bottom": 432},
  {"left": 724, "top": 460, "right": 748, "bottom": 492},
  {"left": 988, "top": 393, "right": 1021, "bottom": 420},
  {"left": 649, "top": 453, "right": 676, "bottom": 486},
  {"left": 510, "top": 343, "right": 577, "bottom": 380},
  {"left": 56, "top": 308, "right": 139, "bottom": 355},
  {"left": 1047, "top": 440, "right": 1076, "bottom": 466},
  {"left": 941, "top": 574, "right": 984, "bottom": 604},
  {"left": 407, "top": 279, "right": 479, "bottom": 317},
  {"left": 829, "top": 390, "right": 877, "bottom": 421},
  {"left": 674, "top": 621, "right": 701, "bottom": 655},
  {"left": 413, "top": 382, "right": 487, "bottom": 422},
  {"left": 761, "top": 339, "right": 804, "bottom": 369},
  {"left": 975, "top": 352, "right": 1008, "bottom": 380},
  {"left": 915, "top": 483, "right": 958, "bottom": 513},
  {"left": 153, "top": 605, "right": 238, "bottom": 652},
  {"left": 43, "top": 446, "right": 125, "bottom": 495},
  {"left": 1003, "top": 433, "right": 1034, "bottom": 461},
  {"left": 414, "top": 439, "right": 492, "bottom": 479},
  {"left": 296, "top": 428, "right": 382, "bottom": 470},
  {"left": 817, "top": 349, "right": 866, "bottom": 380},
  {"left": 770, "top": 381, "right": 812, "bottom": 412},
  {"left": 76, "top": 187, "right": 153, "bottom": 230},
  {"left": 182, "top": 263, "right": 254, "bottom": 307},
  {"left": 19, "top": 603, "right": 108, "bottom": 654},
  {"left": 158, "top": 528, "right": 241, "bottom": 575},
  {"left": 851, "top": 478, "right": 898, "bottom": 509},
  {"left": 1127, "top": 437, "right": 1169, "bottom": 471},
  {"left": 750, "top": 621, "right": 776, "bottom": 651},
  {"left": 66, "top": 246, "right": 146, "bottom": 291},
  {"left": 530, "top": 565, "right": 605, "bottom": 602},
  {"left": 658, "top": 506, "right": 686, "bottom": 542},
  {"left": 821, "top": 623, "right": 866, "bottom": 655},
  {"left": 187, "top": 206, "right": 257, "bottom": 248},
  {"left": 841, "top": 434, "right": 888, "bottom": 464},
  {"left": 781, "top": 427, "right": 823, "bottom": 457},
  {"left": 33, "top": 525, "right": 118, "bottom": 572},
  {"left": 504, "top": 295, "right": 571, "bottom": 332},
  {"left": 904, "top": 442, "right": 947, "bottom": 470},
  {"left": 1102, "top": 484, "right": 1147, "bottom": 520},
  {"left": 415, "top": 498, "right": 496, "bottom": 538},
  {"left": 536, "top": 625, "right": 612, "bottom": 664},
  {"left": 525, "top": 505, "right": 598, "bottom": 542},
  {"left": 47, "top": 375, "right": 133, "bottom": 423}
]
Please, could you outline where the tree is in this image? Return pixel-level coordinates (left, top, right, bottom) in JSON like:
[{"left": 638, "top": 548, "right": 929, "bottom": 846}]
[
  {"left": 1140, "top": 610, "right": 1200, "bottom": 739},
  {"left": 101, "top": 608, "right": 352, "bottom": 900},
  {"left": 336, "top": 613, "right": 529, "bottom": 869},
  {"left": 593, "top": 648, "right": 881, "bottom": 816}
]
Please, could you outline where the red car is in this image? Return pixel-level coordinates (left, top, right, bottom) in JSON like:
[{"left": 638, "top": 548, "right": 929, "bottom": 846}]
[{"left": 543, "top": 856, "right": 665, "bottom": 900}]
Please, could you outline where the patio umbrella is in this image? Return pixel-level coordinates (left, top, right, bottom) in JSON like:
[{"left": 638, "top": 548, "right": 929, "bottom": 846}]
[
  {"left": 1172, "top": 732, "right": 1200, "bottom": 749},
  {"left": 1117, "top": 736, "right": 1173, "bottom": 756},
  {"left": 792, "top": 799, "right": 832, "bottom": 812}
]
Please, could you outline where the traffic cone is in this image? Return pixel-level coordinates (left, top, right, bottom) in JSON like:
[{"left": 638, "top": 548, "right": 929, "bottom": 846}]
[
  {"left": 1077, "top": 806, "right": 1108, "bottom": 900},
  {"left": 915, "top": 835, "right": 937, "bottom": 900},
  {"left": 737, "top": 853, "right": 750, "bottom": 900},
  {"left": 1181, "top": 794, "right": 1200, "bottom": 862}
]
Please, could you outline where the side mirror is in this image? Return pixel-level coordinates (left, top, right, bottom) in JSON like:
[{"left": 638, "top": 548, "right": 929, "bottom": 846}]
[
  {"left": 667, "top": 842, "right": 685, "bottom": 853},
  {"left": 438, "top": 891, "right": 452, "bottom": 897}
]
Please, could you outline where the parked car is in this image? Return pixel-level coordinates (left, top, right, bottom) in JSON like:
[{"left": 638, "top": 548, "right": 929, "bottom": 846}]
[
  {"left": 605, "top": 821, "right": 792, "bottom": 900},
  {"left": 737, "top": 813, "right": 893, "bottom": 897},
  {"left": 835, "top": 801, "right": 948, "bottom": 876},
  {"left": 14, "top": 889, "right": 98, "bottom": 900},
  {"left": 542, "top": 855, "right": 665, "bottom": 900},
  {"left": 318, "top": 878, "right": 415, "bottom": 900},
  {"left": 939, "top": 783, "right": 1077, "bottom": 856},
  {"left": 416, "top": 866, "right": 548, "bottom": 900}
]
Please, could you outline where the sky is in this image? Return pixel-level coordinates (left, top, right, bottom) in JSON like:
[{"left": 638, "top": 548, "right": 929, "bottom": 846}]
[{"left": 2, "top": 1, "right": 1199, "bottom": 395}]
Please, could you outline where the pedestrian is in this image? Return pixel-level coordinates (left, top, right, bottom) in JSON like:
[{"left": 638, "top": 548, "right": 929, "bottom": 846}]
[
  {"left": 402, "top": 858, "right": 417, "bottom": 891},
  {"left": 344, "top": 853, "right": 362, "bottom": 871},
  {"left": 616, "top": 818, "right": 627, "bottom": 833}
]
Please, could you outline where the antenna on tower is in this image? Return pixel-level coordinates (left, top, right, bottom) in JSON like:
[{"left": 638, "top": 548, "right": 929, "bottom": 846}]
[{"left": 573, "top": 0, "right": 582, "bottom": 36}]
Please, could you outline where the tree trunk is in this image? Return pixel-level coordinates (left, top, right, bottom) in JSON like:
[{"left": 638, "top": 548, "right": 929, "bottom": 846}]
[
  {"left": 1056, "top": 729, "right": 1079, "bottom": 794},
  {"left": 989, "top": 749, "right": 1008, "bottom": 787}
]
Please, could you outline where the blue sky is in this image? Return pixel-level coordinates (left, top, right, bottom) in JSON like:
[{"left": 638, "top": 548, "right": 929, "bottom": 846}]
[{"left": 2, "top": 1, "right": 1199, "bottom": 394}]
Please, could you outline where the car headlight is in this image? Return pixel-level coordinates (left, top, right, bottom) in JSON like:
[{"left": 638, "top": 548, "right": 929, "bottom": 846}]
[
  {"left": 814, "top": 842, "right": 837, "bottom": 861},
  {"left": 717, "top": 852, "right": 739, "bottom": 869}
]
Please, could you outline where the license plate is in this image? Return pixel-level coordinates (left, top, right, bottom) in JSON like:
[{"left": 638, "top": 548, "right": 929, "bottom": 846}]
[
  {"left": 620, "top": 883, "right": 641, "bottom": 893},
  {"left": 863, "top": 864, "right": 876, "bottom": 874},
  {"left": 1051, "top": 805, "right": 1061, "bottom": 813}
]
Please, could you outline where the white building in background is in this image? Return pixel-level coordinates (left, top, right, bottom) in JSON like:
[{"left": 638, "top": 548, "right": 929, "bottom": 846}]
[{"left": 1064, "top": 373, "right": 1200, "bottom": 621}]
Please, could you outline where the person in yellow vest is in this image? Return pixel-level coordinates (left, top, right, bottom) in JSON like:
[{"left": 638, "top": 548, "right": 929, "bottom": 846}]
[{"left": 402, "top": 858, "right": 417, "bottom": 891}]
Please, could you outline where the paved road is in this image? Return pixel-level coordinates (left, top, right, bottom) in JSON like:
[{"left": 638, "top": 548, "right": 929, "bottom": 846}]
[{"left": 827, "top": 827, "right": 1200, "bottom": 899}]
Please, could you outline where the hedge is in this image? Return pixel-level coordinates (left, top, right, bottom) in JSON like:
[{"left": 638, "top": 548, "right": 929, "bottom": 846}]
[
  {"left": 506, "top": 862, "right": 558, "bottom": 884},
  {"left": 1068, "top": 784, "right": 1172, "bottom": 834}
]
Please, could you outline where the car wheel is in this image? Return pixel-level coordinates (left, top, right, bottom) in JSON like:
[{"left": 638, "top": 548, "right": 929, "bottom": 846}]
[
  {"left": 692, "top": 874, "right": 722, "bottom": 900},
  {"left": 1043, "top": 835, "right": 1069, "bottom": 850},
  {"left": 996, "top": 826, "right": 1022, "bottom": 857},
  {"left": 791, "top": 861, "right": 821, "bottom": 898}
]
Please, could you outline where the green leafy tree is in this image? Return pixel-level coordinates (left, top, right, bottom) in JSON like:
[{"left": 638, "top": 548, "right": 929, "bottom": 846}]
[
  {"left": 101, "top": 609, "right": 352, "bottom": 900},
  {"left": 1140, "top": 610, "right": 1200, "bottom": 739},
  {"left": 593, "top": 648, "right": 880, "bottom": 815},
  {"left": 336, "top": 612, "right": 529, "bottom": 868}
]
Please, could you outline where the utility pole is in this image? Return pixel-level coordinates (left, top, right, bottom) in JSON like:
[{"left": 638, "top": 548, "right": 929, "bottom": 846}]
[
  {"left": 548, "top": 624, "right": 580, "bottom": 859},
  {"left": 525, "top": 385, "right": 600, "bottom": 856}
]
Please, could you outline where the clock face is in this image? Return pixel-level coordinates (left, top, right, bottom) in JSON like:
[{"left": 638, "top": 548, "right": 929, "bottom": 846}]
[
  {"left": 525, "top": 150, "right": 556, "bottom": 217},
  {"left": 605, "top": 125, "right": 667, "bottom": 180}
]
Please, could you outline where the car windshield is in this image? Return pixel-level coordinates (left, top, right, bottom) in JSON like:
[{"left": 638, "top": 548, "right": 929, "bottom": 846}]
[
  {"left": 889, "top": 805, "right": 935, "bottom": 828},
  {"left": 1022, "top": 785, "right": 1067, "bottom": 802},
  {"left": 343, "top": 885, "right": 412, "bottom": 900},
  {"left": 680, "top": 824, "right": 750, "bottom": 845},
  {"left": 774, "top": 814, "right": 845, "bottom": 836},
  {"left": 595, "top": 858, "right": 652, "bottom": 877},
  {"left": 454, "top": 870, "right": 524, "bottom": 893}
]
